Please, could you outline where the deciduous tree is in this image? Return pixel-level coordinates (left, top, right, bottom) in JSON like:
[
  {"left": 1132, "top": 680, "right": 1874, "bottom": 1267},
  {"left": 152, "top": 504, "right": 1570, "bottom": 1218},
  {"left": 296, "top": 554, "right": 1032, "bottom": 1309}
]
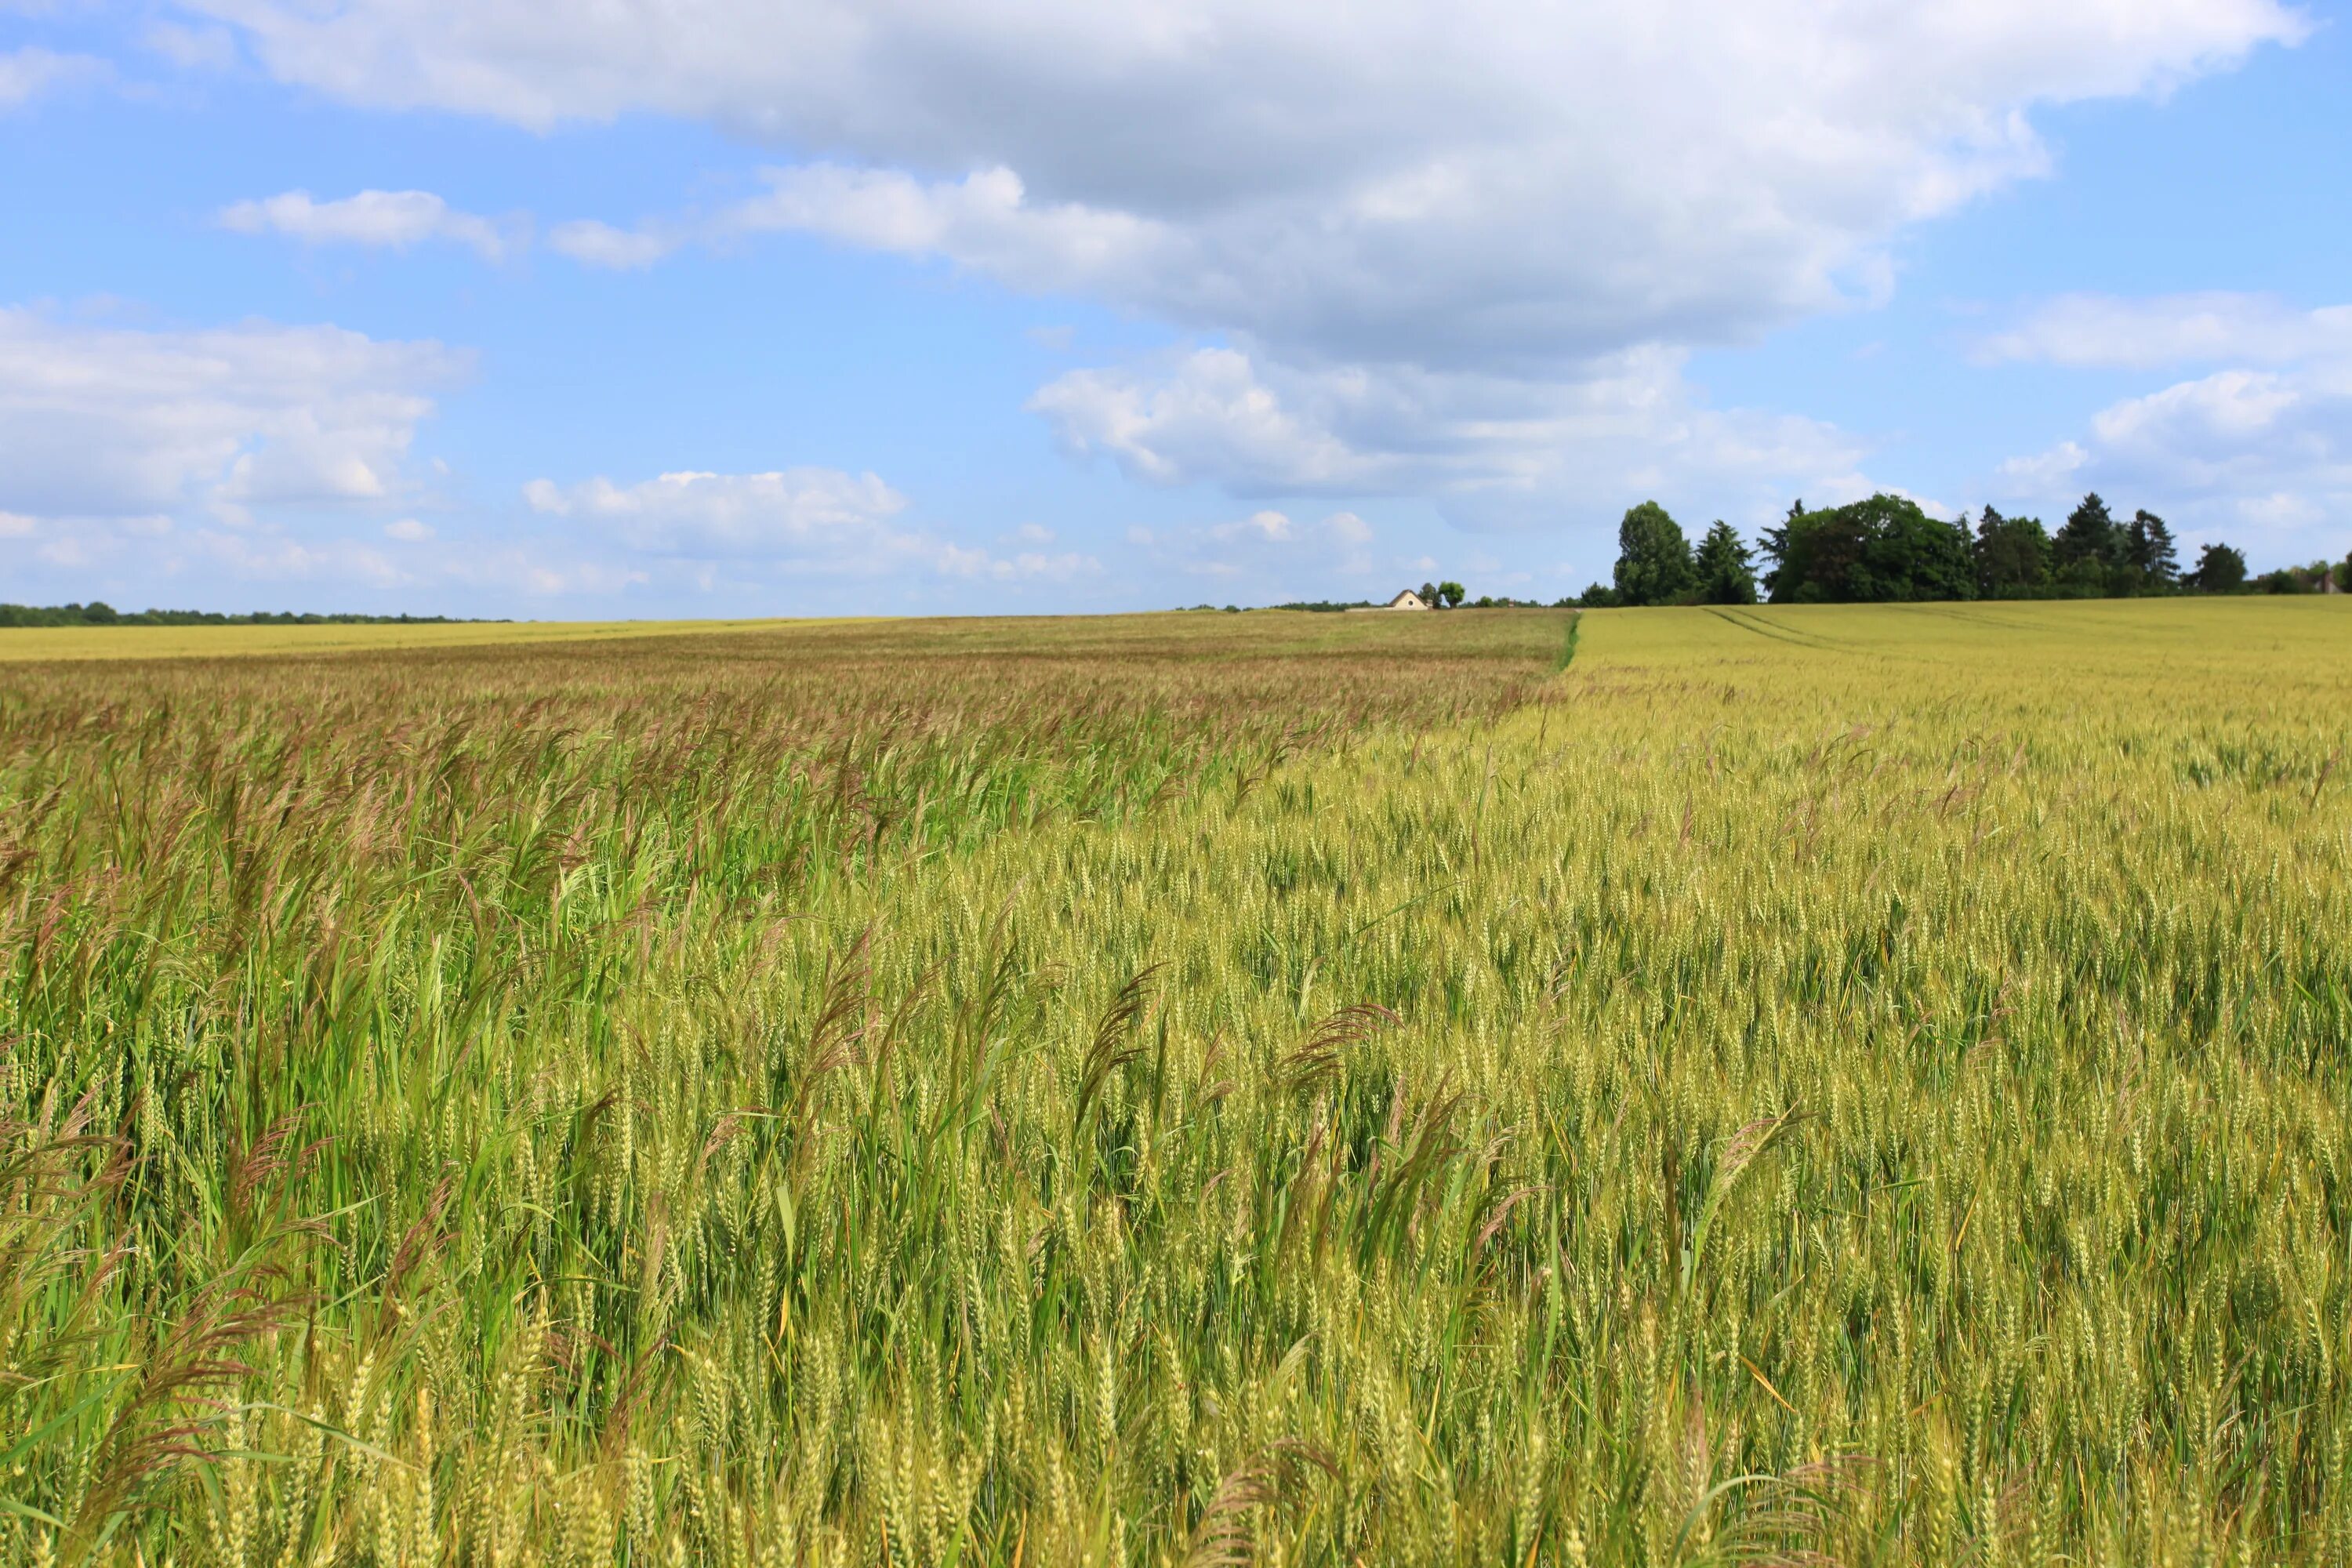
[
  {"left": 1612, "top": 501, "right": 1693, "bottom": 606},
  {"left": 2190, "top": 542, "right": 2247, "bottom": 593},
  {"left": 1765, "top": 495, "right": 1975, "bottom": 603}
]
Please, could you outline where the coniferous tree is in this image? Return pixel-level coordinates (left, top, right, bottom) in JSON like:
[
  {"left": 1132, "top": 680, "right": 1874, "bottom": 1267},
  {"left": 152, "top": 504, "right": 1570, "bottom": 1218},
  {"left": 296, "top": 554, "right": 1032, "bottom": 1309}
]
[
  {"left": 1973, "top": 506, "right": 2052, "bottom": 599},
  {"left": 2125, "top": 510, "right": 2180, "bottom": 588},
  {"left": 1692, "top": 521, "right": 1759, "bottom": 604},
  {"left": 1758, "top": 499, "right": 1804, "bottom": 601},
  {"left": 2053, "top": 493, "right": 2122, "bottom": 592}
]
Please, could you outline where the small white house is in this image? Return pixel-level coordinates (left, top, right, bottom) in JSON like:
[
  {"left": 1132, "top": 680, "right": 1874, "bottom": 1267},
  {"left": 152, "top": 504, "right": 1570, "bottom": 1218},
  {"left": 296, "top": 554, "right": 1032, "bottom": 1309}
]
[{"left": 1369, "top": 589, "right": 1429, "bottom": 611}]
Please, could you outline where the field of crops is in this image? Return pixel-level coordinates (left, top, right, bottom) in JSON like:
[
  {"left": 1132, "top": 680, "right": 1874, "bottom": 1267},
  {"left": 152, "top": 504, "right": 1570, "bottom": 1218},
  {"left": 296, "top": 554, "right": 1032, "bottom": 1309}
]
[
  {"left": 3, "top": 600, "right": 2348, "bottom": 1565},
  {"left": 0, "top": 617, "right": 877, "bottom": 663}
]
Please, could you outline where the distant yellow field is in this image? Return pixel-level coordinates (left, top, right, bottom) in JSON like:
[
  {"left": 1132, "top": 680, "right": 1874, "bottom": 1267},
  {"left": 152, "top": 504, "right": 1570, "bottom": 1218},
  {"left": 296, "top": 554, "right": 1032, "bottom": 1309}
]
[
  {"left": 1577, "top": 591, "right": 2352, "bottom": 681},
  {"left": 0, "top": 615, "right": 876, "bottom": 662}
]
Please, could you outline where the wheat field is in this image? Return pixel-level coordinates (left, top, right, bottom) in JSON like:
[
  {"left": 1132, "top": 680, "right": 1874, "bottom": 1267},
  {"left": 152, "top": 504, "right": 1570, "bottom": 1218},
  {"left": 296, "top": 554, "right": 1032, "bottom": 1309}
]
[
  {"left": 0, "top": 618, "right": 890, "bottom": 664},
  {"left": 3, "top": 601, "right": 2348, "bottom": 1566}
]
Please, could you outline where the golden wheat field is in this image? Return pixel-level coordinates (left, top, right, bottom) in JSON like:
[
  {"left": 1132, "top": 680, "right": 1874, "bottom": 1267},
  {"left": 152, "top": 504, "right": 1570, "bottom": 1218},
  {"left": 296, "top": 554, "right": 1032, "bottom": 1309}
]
[
  {"left": 0, "top": 618, "right": 883, "bottom": 664},
  {"left": 3, "top": 600, "right": 2349, "bottom": 1566}
]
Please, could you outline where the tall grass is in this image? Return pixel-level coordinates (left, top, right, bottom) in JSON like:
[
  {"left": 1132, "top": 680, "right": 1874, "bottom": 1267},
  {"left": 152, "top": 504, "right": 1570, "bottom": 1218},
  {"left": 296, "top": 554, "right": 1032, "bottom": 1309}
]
[{"left": 2, "top": 601, "right": 2347, "bottom": 1564}]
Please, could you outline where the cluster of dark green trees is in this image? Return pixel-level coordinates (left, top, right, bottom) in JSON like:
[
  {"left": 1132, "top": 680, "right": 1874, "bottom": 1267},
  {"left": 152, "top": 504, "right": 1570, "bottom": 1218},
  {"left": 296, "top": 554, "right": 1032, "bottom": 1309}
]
[
  {"left": 1576, "top": 494, "right": 2349, "bottom": 608},
  {"left": 0, "top": 602, "right": 484, "bottom": 628}
]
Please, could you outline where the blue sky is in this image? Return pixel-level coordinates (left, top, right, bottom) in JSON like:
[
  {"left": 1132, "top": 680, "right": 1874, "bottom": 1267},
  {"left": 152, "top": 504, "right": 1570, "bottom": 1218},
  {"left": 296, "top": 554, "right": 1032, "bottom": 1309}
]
[{"left": 2, "top": 1, "right": 2346, "bottom": 616}]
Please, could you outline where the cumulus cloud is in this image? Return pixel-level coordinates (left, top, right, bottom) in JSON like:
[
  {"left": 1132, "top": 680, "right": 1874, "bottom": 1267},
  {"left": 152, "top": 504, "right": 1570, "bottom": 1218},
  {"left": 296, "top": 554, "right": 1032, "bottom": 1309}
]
[
  {"left": 0, "top": 308, "right": 510, "bottom": 599},
  {"left": 1985, "top": 292, "right": 2352, "bottom": 554},
  {"left": 1032, "top": 344, "right": 1869, "bottom": 529},
  {"left": 0, "top": 306, "right": 470, "bottom": 524},
  {"left": 183, "top": 0, "right": 2302, "bottom": 372},
  {"left": 2058, "top": 365, "right": 2352, "bottom": 517},
  {"left": 174, "top": 1, "right": 2310, "bottom": 522},
  {"left": 720, "top": 165, "right": 1160, "bottom": 294},
  {"left": 219, "top": 190, "right": 523, "bottom": 261},
  {"left": 1032, "top": 348, "right": 1390, "bottom": 492},
  {"left": 524, "top": 466, "right": 1098, "bottom": 581}
]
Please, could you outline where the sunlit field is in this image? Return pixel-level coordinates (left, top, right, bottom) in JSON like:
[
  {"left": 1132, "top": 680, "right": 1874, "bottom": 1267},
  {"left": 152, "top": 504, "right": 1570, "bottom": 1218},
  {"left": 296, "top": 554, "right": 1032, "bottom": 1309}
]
[{"left": 4, "top": 601, "right": 2348, "bottom": 1565}]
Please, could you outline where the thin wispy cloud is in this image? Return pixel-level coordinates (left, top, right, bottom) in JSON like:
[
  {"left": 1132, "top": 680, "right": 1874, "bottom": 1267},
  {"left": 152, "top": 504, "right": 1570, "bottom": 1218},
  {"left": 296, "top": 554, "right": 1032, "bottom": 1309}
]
[{"left": 220, "top": 190, "right": 526, "bottom": 262}]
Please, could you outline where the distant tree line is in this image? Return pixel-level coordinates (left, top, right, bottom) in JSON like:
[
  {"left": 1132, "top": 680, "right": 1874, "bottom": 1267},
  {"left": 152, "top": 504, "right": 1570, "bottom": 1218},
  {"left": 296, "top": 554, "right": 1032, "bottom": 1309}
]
[
  {"left": 1410, "top": 581, "right": 1560, "bottom": 609},
  {"left": 1255, "top": 581, "right": 1558, "bottom": 612},
  {"left": 1572, "top": 495, "right": 2352, "bottom": 608},
  {"left": 0, "top": 601, "right": 490, "bottom": 628}
]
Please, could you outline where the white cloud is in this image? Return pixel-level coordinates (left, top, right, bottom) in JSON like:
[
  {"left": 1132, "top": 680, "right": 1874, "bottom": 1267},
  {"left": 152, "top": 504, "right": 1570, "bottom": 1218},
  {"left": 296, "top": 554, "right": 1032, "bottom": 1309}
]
[
  {"left": 521, "top": 467, "right": 1113, "bottom": 586},
  {"left": 548, "top": 219, "right": 676, "bottom": 270},
  {"left": 1218, "top": 510, "right": 1292, "bottom": 544},
  {"left": 219, "top": 190, "right": 521, "bottom": 261},
  {"left": 717, "top": 165, "right": 1163, "bottom": 296},
  {"left": 1031, "top": 348, "right": 1392, "bottom": 492},
  {"left": 2075, "top": 366, "right": 2352, "bottom": 524},
  {"left": 1142, "top": 506, "right": 1386, "bottom": 585},
  {"left": 1032, "top": 344, "right": 1869, "bottom": 529},
  {"left": 1986, "top": 292, "right": 2352, "bottom": 557},
  {"left": 1975, "top": 292, "right": 2352, "bottom": 369},
  {"left": 1994, "top": 368, "right": 2352, "bottom": 552},
  {"left": 0, "top": 45, "right": 107, "bottom": 109},
  {"left": 0, "top": 308, "right": 509, "bottom": 598},
  {"left": 190, "top": 528, "right": 407, "bottom": 587},
  {"left": 0, "top": 306, "right": 469, "bottom": 524},
  {"left": 524, "top": 468, "right": 909, "bottom": 557},
  {"left": 179, "top": 1, "right": 2308, "bottom": 524},
  {"left": 445, "top": 551, "right": 650, "bottom": 597},
  {"left": 1993, "top": 440, "right": 2088, "bottom": 495},
  {"left": 0, "top": 505, "right": 662, "bottom": 603},
  {"left": 184, "top": 0, "right": 2303, "bottom": 376},
  {"left": 936, "top": 543, "right": 1101, "bottom": 583},
  {"left": 523, "top": 466, "right": 1092, "bottom": 581},
  {"left": 548, "top": 165, "right": 1162, "bottom": 285}
]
